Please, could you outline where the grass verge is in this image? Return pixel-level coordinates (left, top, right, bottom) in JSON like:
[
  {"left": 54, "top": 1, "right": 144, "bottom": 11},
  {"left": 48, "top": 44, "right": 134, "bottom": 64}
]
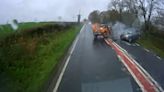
[
  {"left": 138, "top": 34, "right": 164, "bottom": 58},
  {"left": 0, "top": 23, "right": 81, "bottom": 92}
]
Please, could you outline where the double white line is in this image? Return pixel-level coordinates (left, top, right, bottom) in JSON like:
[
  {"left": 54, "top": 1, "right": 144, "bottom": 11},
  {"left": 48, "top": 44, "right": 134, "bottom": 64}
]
[{"left": 105, "top": 39, "right": 164, "bottom": 92}]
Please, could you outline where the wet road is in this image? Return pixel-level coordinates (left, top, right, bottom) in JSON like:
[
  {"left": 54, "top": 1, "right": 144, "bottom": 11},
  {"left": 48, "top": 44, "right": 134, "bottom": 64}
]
[
  {"left": 116, "top": 41, "right": 164, "bottom": 90},
  {"left": 57, "top": 24, "right": 141, "bottom": 92}
]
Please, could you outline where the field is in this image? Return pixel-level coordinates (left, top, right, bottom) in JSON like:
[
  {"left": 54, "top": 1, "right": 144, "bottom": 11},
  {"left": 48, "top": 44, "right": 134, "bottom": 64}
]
[{"left": 0, "top": 22, "right": 81, "bottom": 92}]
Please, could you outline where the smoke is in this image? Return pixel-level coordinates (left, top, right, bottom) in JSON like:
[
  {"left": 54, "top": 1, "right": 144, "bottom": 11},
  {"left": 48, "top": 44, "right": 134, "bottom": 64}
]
[{"left": 111, "top": 22, "right": 138, "bottom": 40}]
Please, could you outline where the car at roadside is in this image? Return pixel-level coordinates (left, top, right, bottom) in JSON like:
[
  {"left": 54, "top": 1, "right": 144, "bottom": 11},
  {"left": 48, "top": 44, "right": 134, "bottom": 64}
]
[{"left": 120, "top": 31, "right": 140, "bottom": 43}]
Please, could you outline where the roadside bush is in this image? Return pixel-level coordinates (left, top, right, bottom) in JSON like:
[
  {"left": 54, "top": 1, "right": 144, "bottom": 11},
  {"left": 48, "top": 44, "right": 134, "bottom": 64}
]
[
  {"left": 139, "top": 24, "right": 164, "bottom": 57},
  {"left": 0, "top": 22, "right": 80, "bottom": 92},
  {"left": 0, "top": 24, "right": 72, "bottom": 73}
]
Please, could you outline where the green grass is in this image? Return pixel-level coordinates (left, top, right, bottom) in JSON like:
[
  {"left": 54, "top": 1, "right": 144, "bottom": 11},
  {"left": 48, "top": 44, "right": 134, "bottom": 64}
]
[
  {"left": 0, "top": 24, "right": 14, "bottom": 39},
  {"left": 17, "top": 22, "right": 50, "bottom": 31},
  {"left": 26, "top": 26, "right": 80, "bottom": 92},
  {"left": 138, "top": 34, "right": 164, "bottom": 58},
  {"left": 0, "top": 23, "right": 81, "bottom": 92}
]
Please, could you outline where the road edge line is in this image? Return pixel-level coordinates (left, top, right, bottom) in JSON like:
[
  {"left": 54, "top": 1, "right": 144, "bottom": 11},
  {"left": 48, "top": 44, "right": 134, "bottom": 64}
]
[{"left": 53, "top": 24, "right": 85, "bottom": 92}]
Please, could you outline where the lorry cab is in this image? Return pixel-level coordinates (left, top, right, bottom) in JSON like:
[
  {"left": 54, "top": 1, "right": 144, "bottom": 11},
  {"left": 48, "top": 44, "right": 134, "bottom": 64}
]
[{"left": 92, "top": 23, "right": 111, "bottom": 39}]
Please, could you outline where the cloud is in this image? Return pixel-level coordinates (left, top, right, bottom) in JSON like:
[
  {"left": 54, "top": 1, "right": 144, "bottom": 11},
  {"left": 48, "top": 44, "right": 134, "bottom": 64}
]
[{"left": 0, "top": 0, "right": 110, "bottom": 24}]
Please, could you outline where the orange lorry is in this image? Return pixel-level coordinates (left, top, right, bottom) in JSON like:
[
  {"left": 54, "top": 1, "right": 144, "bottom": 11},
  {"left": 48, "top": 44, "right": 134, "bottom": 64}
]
[{"left": 92, "top": 23, "right": 111, "bottom": 39}]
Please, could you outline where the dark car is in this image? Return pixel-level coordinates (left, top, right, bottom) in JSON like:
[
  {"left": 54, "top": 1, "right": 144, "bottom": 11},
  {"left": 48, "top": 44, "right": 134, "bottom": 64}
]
[{"left": 120, "top": 31, "right": 140, "bottom": 43}]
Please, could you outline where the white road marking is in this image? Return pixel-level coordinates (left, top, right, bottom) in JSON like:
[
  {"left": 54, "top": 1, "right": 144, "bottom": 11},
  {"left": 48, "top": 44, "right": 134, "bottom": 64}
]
[
  {"left": 117, "top": 55, "right": 144, "bottom": 92},
  {"left": 122, "top": 49, "right": 128, "bottom": 53},
  {"left": 144, "top": 48, "right": 150, "bottom": 52},
  {"left": 131, "top": 55, "right": 164, "bottom": 92},
  {"left": 113, "top": 41, "right": 164, "bottom": 92},
  {"left": 122, "top": 41, "right": 139, "bottom": 47},
  {"left": 157, "top": 56, "right": 162, "bottom": 60},
  {"left": 136, "top": 43, "right": 140, "bottom": 46},
  {"left": 53, "top": 25, "right": 85, "bottom": 92},
  {"left": 123, "top": 41, "right": 131, "bottom": 46},
  {"left": 132, "top": 44, "right": 136, "bottom": 46}
]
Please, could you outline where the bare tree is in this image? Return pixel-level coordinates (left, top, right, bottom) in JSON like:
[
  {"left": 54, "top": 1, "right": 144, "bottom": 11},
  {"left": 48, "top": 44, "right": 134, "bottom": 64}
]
[
  {"left": 123, "top": 0, "right": 139, "bottom": 16},
  {"left": 108, "top": 0, "right": 126, "bottom": 21},
  {"left": 110, "top": 0, "right": 126, "bottom": 13},
  {"left": 137, "top": 0, "right": 158, "bottom": 32},
  {"left": 153, "top": 0, "right": 164, "bottom": 28}
]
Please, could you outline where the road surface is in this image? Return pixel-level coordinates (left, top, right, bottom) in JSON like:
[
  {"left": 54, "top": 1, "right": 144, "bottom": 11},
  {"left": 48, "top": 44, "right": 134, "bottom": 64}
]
[
  {"left": 55, "top": 24, "right": 142, "bottom": 92},
  {"left": 115, "top": 40, "right": 164, "bottom": 90}
]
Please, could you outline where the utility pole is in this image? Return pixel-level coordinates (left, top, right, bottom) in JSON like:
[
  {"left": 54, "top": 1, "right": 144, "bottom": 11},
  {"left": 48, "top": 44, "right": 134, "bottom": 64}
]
[{"left": 77, "top": 10, "right": 81, "bottom": 24}]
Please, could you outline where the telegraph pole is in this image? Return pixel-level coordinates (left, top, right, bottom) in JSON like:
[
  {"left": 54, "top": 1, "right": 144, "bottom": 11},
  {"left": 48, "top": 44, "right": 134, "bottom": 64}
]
[{"left": 77, "top": 10, "right": 81, "bottom": 24}]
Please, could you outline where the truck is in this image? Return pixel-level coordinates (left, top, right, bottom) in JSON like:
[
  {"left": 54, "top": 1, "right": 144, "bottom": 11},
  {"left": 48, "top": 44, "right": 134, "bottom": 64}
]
[{"left": 92, "top": 23, "right": 111, "bottom": 39}]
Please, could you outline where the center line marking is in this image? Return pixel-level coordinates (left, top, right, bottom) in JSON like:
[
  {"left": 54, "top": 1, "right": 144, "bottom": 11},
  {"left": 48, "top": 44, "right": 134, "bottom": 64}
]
[
  {"left": 157, "top": 56, "right": 162, "bottom": 60},
  {"left": 144, "top": 48, "right": 150, "bottom": 52}
]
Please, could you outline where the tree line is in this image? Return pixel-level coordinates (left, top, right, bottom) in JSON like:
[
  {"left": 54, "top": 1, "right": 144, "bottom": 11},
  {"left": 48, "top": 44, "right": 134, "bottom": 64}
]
[{"left": 88, "top": 0, "right": 164, "bottom": 33}]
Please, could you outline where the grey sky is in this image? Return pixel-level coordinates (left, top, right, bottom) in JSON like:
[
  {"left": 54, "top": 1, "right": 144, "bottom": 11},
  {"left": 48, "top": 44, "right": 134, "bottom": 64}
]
[{"left": 0, "top": 0, "right": 110, "bottom": 24}]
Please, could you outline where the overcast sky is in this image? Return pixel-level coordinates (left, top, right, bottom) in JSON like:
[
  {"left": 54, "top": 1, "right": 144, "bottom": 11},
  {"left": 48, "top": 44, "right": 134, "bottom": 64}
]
[{"left": 0, "top": 0, "right": 110, "bottom": 24}]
